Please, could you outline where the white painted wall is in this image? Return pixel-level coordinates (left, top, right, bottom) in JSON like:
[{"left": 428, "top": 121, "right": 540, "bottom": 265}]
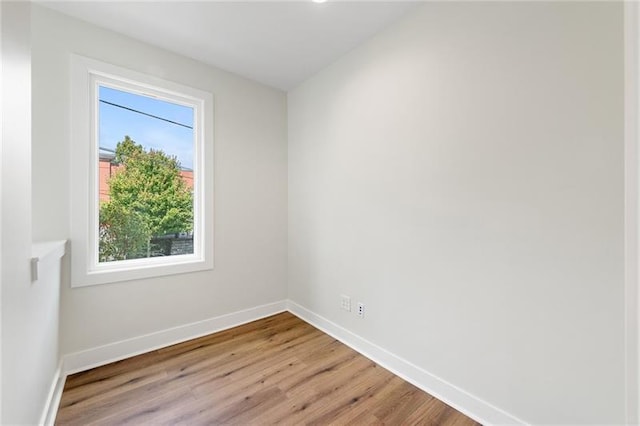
[
  {"left": 288, "top": 2, "right": 625, "bottom": 424},
  {"left": 624, "top": 3, "right": 640, "bottom": 424},
  {"left": 1, "top": 3, "right": 61, "bottom": 424},
  {"left": 30, "top": 5, "right": 288, "bottom": 355},
  {"left": 0, "top": 3, "right": 4, "bottom": 422}
]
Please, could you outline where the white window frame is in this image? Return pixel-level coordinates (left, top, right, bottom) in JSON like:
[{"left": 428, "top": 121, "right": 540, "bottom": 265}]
[{"left": 70, "top": 55, "right": 214, "bottom": 287}]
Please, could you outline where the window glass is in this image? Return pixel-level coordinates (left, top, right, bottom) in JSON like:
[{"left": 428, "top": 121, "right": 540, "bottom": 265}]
[{"left": 97, "top": 85, "right": 195, "bottom": 262}]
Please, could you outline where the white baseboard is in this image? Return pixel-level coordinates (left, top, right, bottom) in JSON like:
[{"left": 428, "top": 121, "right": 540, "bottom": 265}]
[
  {"left": 39, "top": 362, "right": 64, "bottom": 426},
  {"left": 62, "top": 300, "right": 287, "bottom": 375},
  {"left": 286, "top": 300, "right": 526, "bottom": 426},
  {"left": 57, "top": 299, "right": 523, "bottom": 425}
]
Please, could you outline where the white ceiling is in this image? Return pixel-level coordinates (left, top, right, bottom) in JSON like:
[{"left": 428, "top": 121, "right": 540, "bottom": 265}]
[{"left": 39, "top": 1, "right": 420, "bottom": 91}]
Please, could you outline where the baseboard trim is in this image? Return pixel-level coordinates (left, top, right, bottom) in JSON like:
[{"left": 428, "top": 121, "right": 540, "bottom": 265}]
[
  {"left": 39, "top": 362, "right": 64, "bottom": 426},
  {"left": 57, "top": 299, "right": 523, "bottom": 425},
  {"left": 62, "top": 300, "right": 287, "bottom": 375},
  {"left": 287, "top": 300, "right": 526, "bottom": 426}
]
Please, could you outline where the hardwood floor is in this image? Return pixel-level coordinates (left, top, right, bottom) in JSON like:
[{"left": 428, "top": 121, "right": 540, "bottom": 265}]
[{"left": 55, "top": 312, "right": 480, "bottom": 425}]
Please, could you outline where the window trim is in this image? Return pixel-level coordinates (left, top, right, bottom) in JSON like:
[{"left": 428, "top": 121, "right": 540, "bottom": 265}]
[{"left": 70, "top": 55, "right": 214, "bottom": 287}]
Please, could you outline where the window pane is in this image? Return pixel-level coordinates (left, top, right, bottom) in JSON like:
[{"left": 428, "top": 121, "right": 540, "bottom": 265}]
[{"left": 98, "top": 85, "right": 195, "bottom": 262}]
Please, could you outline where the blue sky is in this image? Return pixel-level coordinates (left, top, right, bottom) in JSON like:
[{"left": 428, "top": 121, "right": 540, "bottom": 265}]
[{"left": 99, "top": 86, "right": 194, "bottom": 170}]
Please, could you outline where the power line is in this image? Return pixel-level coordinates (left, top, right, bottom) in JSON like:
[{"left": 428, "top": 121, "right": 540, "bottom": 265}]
[{"left": 99, "top": 99, "right": 193, "bottom": 129}]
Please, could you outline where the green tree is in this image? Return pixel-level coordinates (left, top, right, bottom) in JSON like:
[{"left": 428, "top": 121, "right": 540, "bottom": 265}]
[
  {"left": 99, "top": 136, "right": 193, "bottom": 262},
  {"left": 99, "top": 202, "right": 149, "bottom": 261}
]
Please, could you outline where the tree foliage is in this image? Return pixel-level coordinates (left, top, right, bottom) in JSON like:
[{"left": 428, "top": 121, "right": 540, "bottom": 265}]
[
  {"left": 99, "top": 202, "right": 149, "bottom": 261},
  {"left": 99, "top": 136, "right": 193, "bottom": 262}
]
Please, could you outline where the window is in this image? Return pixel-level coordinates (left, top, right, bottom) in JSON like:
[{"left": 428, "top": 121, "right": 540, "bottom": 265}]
[{"left": 71, "top": 56, "right": 213, "bottom": 287}]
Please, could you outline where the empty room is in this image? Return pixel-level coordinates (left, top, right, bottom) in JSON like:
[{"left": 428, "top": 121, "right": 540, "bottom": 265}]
[{"left": 1, "top": 1, "right": 638, "bottom": 425}]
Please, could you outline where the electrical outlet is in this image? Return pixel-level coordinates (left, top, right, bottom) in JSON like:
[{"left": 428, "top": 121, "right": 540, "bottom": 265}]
[
  {"left": 341, "top": 295, "right": 351, "bottom": 312},
  {"left": 357, "top": 303, "right": 365, "bottom": 318}
]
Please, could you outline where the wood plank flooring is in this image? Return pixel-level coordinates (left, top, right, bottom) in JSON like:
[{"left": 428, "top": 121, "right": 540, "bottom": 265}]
[{"left": 55, "top": 312, "right": 480, "bottom": 425}]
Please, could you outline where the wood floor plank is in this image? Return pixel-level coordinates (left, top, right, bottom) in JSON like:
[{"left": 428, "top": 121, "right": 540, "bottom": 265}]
[
  {"left": 190, "top": 356, "right": 307, "bottom": 400},
  {"left": 162, "top": 357, "right": 309, "bottom": 424},
  {"left": 89, "top": 386, "right": 197, "bottom": 425},
  {"left": 55, "top": 312, "right": 481, "bottom": 425},
  {"left": 59, "top": 363, "right": 168, "bottom": 410}
]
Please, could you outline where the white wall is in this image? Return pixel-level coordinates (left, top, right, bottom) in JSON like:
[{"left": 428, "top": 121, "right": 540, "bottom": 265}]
[
  {"left": 1, "top": 3, "right": 60, "bottom": 424},
  {"left": 31, "top": 5, "right": 288, "bottom": 355},
  {"left": 624, "top": 3, "right": 640, "bottom": 423},
  {"left": 288, "top": 2, "right": 625, "bottom": 424},
  {"left": 1, "top": 3, "right": 4, "bottom": 422}
]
